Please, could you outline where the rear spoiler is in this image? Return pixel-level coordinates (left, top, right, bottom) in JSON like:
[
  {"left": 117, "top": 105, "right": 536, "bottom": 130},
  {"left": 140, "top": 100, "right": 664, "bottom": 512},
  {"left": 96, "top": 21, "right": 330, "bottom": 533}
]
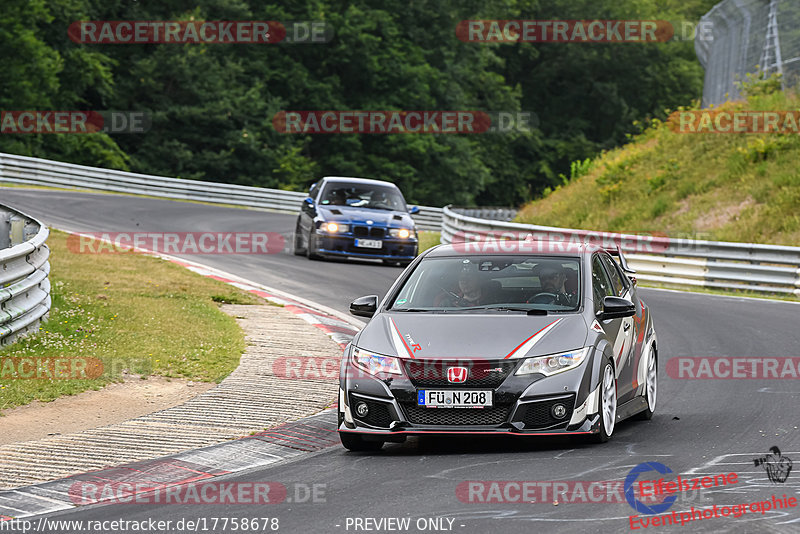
[{"left": 608, "top": 245, "right": 636, "bottom": 274}]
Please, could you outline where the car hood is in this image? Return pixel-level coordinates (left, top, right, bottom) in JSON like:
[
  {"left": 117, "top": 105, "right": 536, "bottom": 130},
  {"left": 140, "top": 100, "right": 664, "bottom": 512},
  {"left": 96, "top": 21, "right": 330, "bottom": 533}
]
[
  {"left": 355, "top": 313, "right": 589, "bottom": 360},
  {"left": 317, "top": 206, "right": 414, "bottom": 227}
]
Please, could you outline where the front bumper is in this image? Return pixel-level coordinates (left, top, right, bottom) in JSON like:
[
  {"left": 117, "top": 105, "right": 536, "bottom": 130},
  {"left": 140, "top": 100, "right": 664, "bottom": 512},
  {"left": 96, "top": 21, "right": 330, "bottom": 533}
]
[
  {"left": 339, "top": 417, "right": 600, "bottom": 438},
  {"left": 338, "top": 352, "right": 602, "bottom": 438},
  {"left": 317, "top": 234, "right": 417, "bottom": 260}
]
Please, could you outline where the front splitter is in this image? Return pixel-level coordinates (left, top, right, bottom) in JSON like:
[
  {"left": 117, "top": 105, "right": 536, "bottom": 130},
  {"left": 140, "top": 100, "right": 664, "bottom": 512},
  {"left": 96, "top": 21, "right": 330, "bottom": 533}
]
[{"left": 339, "top": 415, "right": 600, "bottom": 437}]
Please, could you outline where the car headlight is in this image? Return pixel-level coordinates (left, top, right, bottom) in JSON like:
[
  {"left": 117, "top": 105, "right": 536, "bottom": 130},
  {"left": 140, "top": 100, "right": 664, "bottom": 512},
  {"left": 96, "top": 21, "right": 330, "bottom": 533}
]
[
  {"left": 389, "top": 228, "right": 413, "bottom": 238},
  {"left": 515, "top": 347, "right": 591, "bottom": 376},
  {"left": 322, "top": 222, "right": 349, "bottom": 233},
  {"left": 352, "top": 347, "right": 403, "bottom": 376}
]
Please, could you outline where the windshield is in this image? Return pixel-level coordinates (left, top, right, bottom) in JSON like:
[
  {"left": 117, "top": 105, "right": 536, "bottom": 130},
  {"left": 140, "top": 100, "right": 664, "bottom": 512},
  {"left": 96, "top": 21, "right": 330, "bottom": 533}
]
[
  {"left": 390, "top": 255, "right": 582, "bottom": 312},
  {"left": 319, "top": 182, "right": 406, "bottom": 211}
]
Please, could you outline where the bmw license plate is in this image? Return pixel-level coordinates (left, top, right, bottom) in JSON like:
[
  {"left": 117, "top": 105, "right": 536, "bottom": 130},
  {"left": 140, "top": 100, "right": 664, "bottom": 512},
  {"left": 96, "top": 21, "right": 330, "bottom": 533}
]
[
  {"left": 417, "top": 390, "right": 493, "bottom": 408},
  {"left": 354, "top": 238, "right": 382, "bottom": 249}
]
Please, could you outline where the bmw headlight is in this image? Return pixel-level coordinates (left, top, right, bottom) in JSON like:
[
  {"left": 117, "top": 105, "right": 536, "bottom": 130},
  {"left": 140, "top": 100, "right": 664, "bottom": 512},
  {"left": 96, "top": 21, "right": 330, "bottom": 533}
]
[
  {"left": 352, "top": 347, "right": 403, "bottom": 376},
  {"left": 389, "top": 228, "right": 414, "bottom": 239},
  {"left": 321, "top": 222, "right": 349, "bottom": 233},
  {"left": 515, "top": 347, "right": 591, "bottom": 376}
]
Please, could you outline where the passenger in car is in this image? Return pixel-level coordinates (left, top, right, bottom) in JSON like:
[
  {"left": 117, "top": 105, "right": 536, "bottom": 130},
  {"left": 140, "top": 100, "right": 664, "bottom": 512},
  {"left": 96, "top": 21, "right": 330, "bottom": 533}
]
[{"left": 434, "top": 268, "right": 492, "bottom": 307}]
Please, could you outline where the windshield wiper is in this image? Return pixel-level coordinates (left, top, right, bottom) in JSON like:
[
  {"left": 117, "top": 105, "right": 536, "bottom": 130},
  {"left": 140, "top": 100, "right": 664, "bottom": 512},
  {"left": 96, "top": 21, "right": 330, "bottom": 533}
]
[
  {"left": 453, "top": 305, "right": 548, "bottom": 315},
  {"left": 390, "top": 308, "right": 439, "bottom": 312}
]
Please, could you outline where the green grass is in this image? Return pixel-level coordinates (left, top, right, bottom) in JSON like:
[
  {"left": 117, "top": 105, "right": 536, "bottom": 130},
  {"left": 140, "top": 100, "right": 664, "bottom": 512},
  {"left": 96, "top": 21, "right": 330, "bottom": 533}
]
[
  {"left": 417, "top": 231, "right": 441, "bottom": 254},
  {"left": 0, "top": 230, "right": 260, "bottom": 412},
  {"left": 516, "top": 90, "right": 800, "bottom": 247}
]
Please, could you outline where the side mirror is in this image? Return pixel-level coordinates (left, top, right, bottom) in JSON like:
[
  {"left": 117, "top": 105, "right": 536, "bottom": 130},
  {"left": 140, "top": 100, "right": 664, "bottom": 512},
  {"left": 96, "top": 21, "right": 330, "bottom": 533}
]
[
  {"left": 303, "top": 197, "right": 315, "bottom": 209},
  {"left": 598, "top": 296, "right": 636, "bottom": 320},
  {"left": 408, "top": 206, "right": 420, "bottom": 215},
  {"left": 350, "top": 295, "right": 379, "bottom": 318}
]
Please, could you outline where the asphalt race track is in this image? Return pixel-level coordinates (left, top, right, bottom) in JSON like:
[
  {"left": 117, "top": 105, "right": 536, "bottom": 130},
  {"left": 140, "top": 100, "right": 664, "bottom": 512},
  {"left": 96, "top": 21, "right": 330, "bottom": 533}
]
[
  {"left": 0, "top": 188, "right": 400, "bottom": 312},
  {"left": 2, "top": 188, "right": 800, "bottom": 533}
]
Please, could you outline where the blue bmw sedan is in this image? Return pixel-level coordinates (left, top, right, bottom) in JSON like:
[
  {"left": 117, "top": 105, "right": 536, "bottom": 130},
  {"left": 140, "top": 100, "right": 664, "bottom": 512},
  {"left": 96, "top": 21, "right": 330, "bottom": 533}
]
[{"left": 293, "top": 177, "right": 420, "bottom": 265}]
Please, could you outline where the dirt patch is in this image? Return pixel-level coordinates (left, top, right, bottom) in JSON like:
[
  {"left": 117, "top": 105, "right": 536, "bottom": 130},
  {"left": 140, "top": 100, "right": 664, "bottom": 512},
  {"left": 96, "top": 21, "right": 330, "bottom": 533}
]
[
  {"left": 0, "top": 376, "right": 213, "bottom": 445},
  {"left": 694, "top": 197, "right": 755, "bottom": 231},
  {"left": 673, "top": 198, "right": 690, "bottom": 218}
]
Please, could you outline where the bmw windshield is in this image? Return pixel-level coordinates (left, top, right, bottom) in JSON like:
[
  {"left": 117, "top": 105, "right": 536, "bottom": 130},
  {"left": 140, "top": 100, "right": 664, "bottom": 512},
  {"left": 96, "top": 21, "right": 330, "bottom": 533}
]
[
  {"left": 319, "top": 182, "right": 407, "bottom": 211},
  {"left": 389, "top": 255, "right": 582, "bottom": 312}
]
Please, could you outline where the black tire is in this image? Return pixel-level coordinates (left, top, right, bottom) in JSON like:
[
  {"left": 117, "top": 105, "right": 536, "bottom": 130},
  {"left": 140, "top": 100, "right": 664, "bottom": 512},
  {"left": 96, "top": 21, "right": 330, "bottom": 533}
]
[
  {"left": 306, "top": 229, "right": 322, "bottom": 260},
  {"left": 292, "top": 222, "right": 306, "bottom": 256},
  {"left": 339, "top": 432, "right": 384, "bottom": 452},
  {"left": 634, "top": 346, "right": 657, "bottom": 421},
  {"left": 591, "top": 359, "right": 617, "bottom": 444}
]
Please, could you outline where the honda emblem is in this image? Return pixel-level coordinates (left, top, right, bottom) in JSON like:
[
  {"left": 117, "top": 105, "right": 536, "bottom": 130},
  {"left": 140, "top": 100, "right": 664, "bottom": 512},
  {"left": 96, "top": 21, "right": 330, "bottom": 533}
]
[{"left": 447, "top": 366, "right": 468, "bottom": 383}]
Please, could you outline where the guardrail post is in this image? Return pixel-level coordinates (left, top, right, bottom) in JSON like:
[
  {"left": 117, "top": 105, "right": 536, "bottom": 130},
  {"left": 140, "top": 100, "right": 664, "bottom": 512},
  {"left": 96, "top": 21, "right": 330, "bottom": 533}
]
[
  {"left": 0, "top": 209, "right": 9, "bottom": 249},
  {"left": 9, "top": 215, "right": 24, "bottom": 246}
]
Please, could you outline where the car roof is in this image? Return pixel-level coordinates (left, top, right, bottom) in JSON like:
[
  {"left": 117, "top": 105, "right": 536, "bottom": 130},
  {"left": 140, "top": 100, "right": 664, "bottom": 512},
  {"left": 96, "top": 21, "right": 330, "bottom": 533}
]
[
  {"left": 322, "top": 176, "right": 399, "bottom": 189},
  {"left": 424, "top": 241, "right": 608, "bottom": 258}
]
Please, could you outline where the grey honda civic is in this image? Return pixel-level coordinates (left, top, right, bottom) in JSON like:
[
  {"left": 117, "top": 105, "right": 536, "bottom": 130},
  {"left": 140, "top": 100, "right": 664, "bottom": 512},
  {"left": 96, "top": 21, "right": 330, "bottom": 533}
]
[{"left": 337, "top": 241, "right": 658, "bottom": 451}]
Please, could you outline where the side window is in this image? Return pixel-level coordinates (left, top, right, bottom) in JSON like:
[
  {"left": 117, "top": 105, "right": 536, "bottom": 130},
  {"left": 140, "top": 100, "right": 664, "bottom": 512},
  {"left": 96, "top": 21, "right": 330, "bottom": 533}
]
[
  {"left": 309, "top": 182, "right": 320, "bottom": 199},
  {"left": 601, "top": 254, "right": 627, "bottom": 296},
  {"left": 591, "top": 256, "right": 614, "bottom": 314}
]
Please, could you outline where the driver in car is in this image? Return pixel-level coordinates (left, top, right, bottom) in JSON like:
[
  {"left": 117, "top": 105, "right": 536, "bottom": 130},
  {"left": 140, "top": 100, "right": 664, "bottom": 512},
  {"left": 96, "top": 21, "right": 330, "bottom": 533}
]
[
  {"left": 434, "top": 266, "right": 489, "bottom": 307},
  {"left": 533, "top": 265, "right": 577, "bottom": 306}
]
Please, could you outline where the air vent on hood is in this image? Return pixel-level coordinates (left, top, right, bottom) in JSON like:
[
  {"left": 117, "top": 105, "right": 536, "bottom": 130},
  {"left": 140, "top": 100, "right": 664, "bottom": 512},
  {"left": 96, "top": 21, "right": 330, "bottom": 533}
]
[
  {"left": 330, "top": 209, "right": 342, "bottom": 215},
  {"left": 393, "top": 214, "right": 403, "bottom": 220}
]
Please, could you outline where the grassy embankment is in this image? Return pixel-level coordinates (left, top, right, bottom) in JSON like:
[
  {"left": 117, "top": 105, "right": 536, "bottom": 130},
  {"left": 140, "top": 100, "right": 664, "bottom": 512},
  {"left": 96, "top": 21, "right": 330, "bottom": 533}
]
[
  {"left": 516, "top": 87, "right": 800, "bottom": 247},
  {"left": 0, "top": 230, "right": 260, "bottom": 411}
]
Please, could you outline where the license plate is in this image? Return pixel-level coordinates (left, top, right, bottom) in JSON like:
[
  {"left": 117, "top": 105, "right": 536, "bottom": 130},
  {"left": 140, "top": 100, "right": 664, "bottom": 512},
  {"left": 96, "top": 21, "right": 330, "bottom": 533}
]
[
  {"left": 354, "top": 239, "right": 382, "bottom": 249},
  {"left": 417, "top": 390, "right": 493, "bottom": 408}
]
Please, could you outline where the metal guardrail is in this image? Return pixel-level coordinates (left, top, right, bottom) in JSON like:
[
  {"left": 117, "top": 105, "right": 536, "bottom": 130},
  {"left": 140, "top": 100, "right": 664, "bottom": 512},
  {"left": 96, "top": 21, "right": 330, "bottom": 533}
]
[
  {"left": 0, "top": 152, "right": 443, "bottom": 231},
  {"left": 441, "top": 206, "right": 800, "bottom": 297},
  {"left": 450, "top": 207, "right": 517, "bottom": 222},
  {"left": 0, "top": 204, "right": 51, "bottom": 346}
]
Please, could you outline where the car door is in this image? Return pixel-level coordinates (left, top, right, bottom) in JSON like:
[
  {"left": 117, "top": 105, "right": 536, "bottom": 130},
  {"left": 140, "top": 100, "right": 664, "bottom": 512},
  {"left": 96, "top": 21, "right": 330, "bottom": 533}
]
[
  {"left": 599, "top": 253, "right": 638, "bottom": 402},
  {"left": 298, "top": 181, "right": 320, "bottom": 239},
  {"left": 591, "top": 254, "right": 625, "bottom": 383}
]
